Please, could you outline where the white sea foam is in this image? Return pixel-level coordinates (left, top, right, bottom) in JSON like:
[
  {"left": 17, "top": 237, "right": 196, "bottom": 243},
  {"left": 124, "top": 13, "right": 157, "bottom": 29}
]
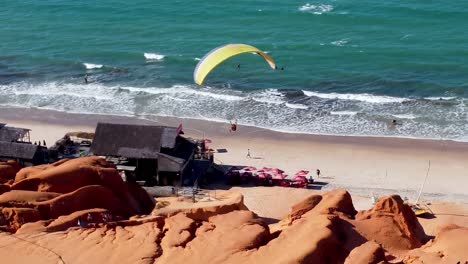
[
  {"left": 194, "top": 57, "right": 201, "bottom": 61},
  {"left": 251, "top": 89, "right": 285, "bottom": 105},
  {"left": 299, "top": 4, "right": 333, "bottom": 14},
  {"left": 6, "top": 81, "right": 113, "bottom": 101},
  {"left": 120, "top": 85, "right": 244, "bottom": 102},
  {"left": 392, "top": 114, "right": 418, "bottom": 120},
  {"left": 83, "top": 63, "right": 103, "bottom": 69},
  {"left": 285, "top": 103, "right": 308, "bottom": 110},
  {"left": 331, "top": 39, "right": 349, "bottom": 46},
  {"left": 424, "top": 96, "right": 456, "bottom": 101},
  {"left": 303, "top": 90, "right": 408, "bottom": 104},
  {"left": 144, "top": 53, "right": 165, "bottom": 61},
  {"left": 330, "top": 111, "right": 358, "bottom": 116}
]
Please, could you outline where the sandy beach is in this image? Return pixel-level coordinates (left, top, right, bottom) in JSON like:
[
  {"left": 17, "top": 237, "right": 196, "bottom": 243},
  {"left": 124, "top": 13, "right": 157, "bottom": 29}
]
[
  {"left": 1, "top": 106, "right": 468, "bottom": 263},
  {"left": 1, "top": 106, "right": 467, "bottom": 204}
]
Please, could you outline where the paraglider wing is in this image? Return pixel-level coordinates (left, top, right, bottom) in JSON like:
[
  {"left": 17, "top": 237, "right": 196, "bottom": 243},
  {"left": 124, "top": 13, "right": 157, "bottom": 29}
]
[{"left": 194, "top": 44, "right": 276, "bottom": 85}]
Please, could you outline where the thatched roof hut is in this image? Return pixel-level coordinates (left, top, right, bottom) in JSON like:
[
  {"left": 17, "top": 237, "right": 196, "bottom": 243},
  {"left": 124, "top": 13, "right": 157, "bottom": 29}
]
[
  {"left": 0, "top": 142, "right": 47, "bottom": 165},
  {"left": 0, "top": 126, "right": 31, "bottom": 142}
]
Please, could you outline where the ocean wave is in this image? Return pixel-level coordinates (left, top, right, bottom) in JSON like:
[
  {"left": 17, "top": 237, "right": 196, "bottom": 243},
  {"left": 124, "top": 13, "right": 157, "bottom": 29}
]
[
  {"left": 83, "top": 63, "right": 103, "bottom": 69},
  {"left": 330, "top": 111, "right": 358, "bottom": 116},
  {"left": 299, "top": 4, "right": 333, "bottom": 14},
  {"left": 303, "top": 90, "right": 408, "bottom": 103},
  {"left": 144, "top": 53, "right": 165, "bottom": 61},
  {"left": 392, "top": 114, "right": 418, "bottom": 120},
  {"left": 331, "top": 39, "right": 349, "bottom": 47},
  {"left": 424, "top": 96, "right": 456, "bottom": 101},
  {"left": 194, "top": 57, "right": 201, "bottom": 61},
  {"left": 285, "top": 103, "right": 308, "bottom": 109},
  {"left": 120, "top": 85, "right": 244, "bottom": 102},
  {"left": 250, "top": 89, "right": 285, "bottom": 105},
  {"left": 2, "top": 82, "right": 113, "bottom": 101}
]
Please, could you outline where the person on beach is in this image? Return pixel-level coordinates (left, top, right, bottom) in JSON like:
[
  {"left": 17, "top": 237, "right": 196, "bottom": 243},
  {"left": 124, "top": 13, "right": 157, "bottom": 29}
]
[
  {"left": 246, "top": 149, "right": 251, "bottom": 158},
  {"left": 316, "top": 169, "right": 321, "bottom": 178},
  {"left": 84, "top": 74, "right": 88, "bottom": 84},
  {"left": 229, "top": 120, "right": 237, "bottom": 133}
]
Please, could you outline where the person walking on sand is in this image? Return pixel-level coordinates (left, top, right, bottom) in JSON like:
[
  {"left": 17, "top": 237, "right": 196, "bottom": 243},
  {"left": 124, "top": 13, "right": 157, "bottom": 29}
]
[
  {"left": 246, "top": 149, "right": 251, "bottom": 158},
  {"left": 316, "top": 169, "right": 321, "bottom": 178}
]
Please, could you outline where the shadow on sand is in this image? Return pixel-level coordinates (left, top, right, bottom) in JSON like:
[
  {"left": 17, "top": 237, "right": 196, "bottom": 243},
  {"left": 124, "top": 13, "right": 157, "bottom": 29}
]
[{"left": 307, "top": 181, "right": 329, "bottom": 190}]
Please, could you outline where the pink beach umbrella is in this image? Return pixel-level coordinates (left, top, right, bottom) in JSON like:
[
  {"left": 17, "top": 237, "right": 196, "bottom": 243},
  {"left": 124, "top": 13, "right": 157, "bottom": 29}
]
[
  {"left": 270, "top": 168, "right": 285, "bottom": 174},
  {"left": 243, "top": 166, "right": 257, "bottom": 171},
  {"left": 291, "top": 175, "right": 308, "bottom": 183},
  {"left": 257, "top": 172, "right": 269, "bottom": 179},
  {"left": 295, "top": 170, "right": 309, "bottom": 176},
  {"left": 272, "top": 173, "right": 286, "bottom": 180}
]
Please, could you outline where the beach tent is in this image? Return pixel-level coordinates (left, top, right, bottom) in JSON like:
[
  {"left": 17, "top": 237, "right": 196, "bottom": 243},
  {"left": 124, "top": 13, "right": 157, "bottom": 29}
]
[{"left": 193, "top": 44, "right": 276, "bottom": 85}]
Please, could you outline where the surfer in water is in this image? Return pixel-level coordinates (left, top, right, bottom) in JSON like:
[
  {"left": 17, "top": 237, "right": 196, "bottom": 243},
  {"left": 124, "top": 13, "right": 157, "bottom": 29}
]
[
  {"left": 84, "top": 74, "right": 88, "bottom": 84},
  {"left": 237, "top": 64, "right": 240, "bottom": 70}
]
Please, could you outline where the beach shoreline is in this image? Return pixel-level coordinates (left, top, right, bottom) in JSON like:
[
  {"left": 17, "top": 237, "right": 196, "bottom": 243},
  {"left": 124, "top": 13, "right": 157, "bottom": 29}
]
[{"left": 1, "top": 106, "right": 468, "bottom": 204}]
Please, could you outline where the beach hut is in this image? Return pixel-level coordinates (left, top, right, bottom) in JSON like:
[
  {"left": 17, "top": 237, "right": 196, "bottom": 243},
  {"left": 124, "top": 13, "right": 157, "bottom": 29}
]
[
  {"left": 89, "top": 123, "right": 206, "bottom": 186},
  {"left": 0, "top": 141, "right": 48, "bottom": 165},
  {"left": 0, "top": 125, "right": 31, "bottom": 143}
]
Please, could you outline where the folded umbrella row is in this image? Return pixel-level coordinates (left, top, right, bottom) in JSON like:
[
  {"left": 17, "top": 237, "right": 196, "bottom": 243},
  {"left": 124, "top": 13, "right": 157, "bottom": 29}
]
[{"left": 226, "top": 166, "right": 312, "bottom": 188}]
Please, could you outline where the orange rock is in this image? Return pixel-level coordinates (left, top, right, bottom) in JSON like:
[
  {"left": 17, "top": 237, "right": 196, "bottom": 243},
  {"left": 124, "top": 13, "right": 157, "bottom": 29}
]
[
  {"left": 402, "top": 225, "right": 468, "bottom": 263},
  {"left": 0, "top": 184, "right": 10, "bottom": 195},
  {"left": 288, "top": 194, "right": 322, "bottom": 222},
  {"left": 0, "top": 190, "right": 61, "bottom": 207},
  {"left": 344, "top": 241, "right": 386, "bottom": 264},
  {"left": 0, "top": 160, "right": 21, "bottom": 183},
  {"left": 0, "top": 207, "right": 42, "bottom": 231},
  {"left": 36, "top": 185, "right": 134, "bottom": 219},
  {"left": 161, "top": 213, "right": 197, "bottom": 248},
  {"left": 354, "top": 195, "right": 428, "bottom": 251}
]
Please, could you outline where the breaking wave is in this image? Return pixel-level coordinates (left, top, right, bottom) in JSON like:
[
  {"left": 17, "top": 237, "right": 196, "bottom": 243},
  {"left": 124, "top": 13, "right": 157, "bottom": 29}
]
[
  {"left": 299, "top": 4, "right": 333, "bottom": 15},
  {"left": 83, "top": 63, "right": 103, "bottom": 69},
  {"left": 392, "top": 114, "right": 418, "bottom": 120},
  {"left": 285, "top": 103, "right": 308, "bottom": 110},
  {"left": 424, "top": 96, "right": 456, "bottom": 101},
  {"left": 330, "top": 111, "right": 358, "bottom": 116},
  {"left": 120, "top": 85, "right": 244, "bottom": 102},
  {"left": 302, "top": 90, "right": 409, "bottom": 104},
  {"left": 144, "top": 53, "right": 165, "bottom": 61},
  {"left": 331, "top": 39, "right": 349, "bottom": 47},
  {"left": 0, "top": 81, "right": 467, "bottom": 142}
]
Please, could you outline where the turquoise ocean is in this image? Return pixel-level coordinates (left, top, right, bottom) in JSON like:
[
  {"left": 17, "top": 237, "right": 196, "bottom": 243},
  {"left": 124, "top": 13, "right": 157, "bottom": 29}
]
[{"left": 1, "top": 0, "right": 467, "bottom": 140}]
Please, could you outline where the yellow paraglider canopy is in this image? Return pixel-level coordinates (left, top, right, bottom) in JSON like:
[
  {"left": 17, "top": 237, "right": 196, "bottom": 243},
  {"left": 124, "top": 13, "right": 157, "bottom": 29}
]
[{"left": 194, "top": 44, "right": 276, "bottom": 85}]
